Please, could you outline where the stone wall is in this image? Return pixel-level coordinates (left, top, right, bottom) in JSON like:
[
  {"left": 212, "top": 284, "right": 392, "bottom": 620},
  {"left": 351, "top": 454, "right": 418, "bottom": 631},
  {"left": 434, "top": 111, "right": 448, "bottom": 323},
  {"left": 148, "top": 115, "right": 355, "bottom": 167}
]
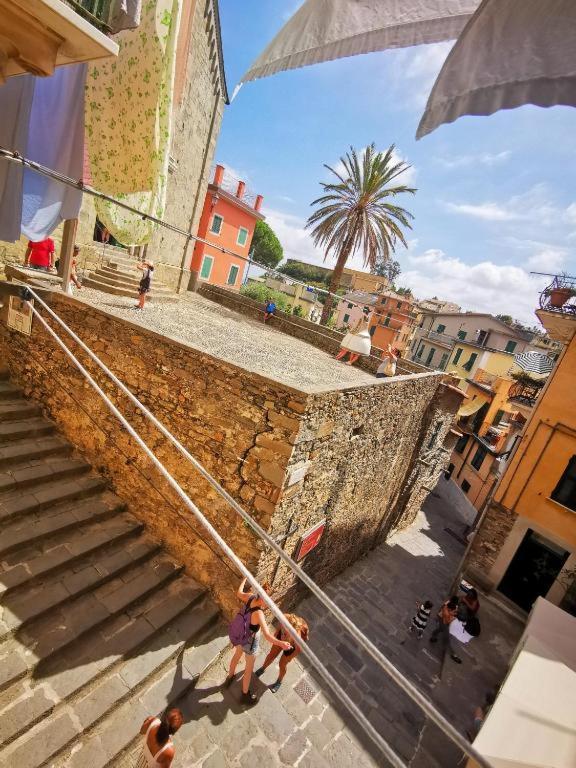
[
  {"left": 464, "top": 500, "right": 517, "bottom": 589},
  {"left": 0, "top": 292, "right": 460, "bottom": 613},
  {"left": 199, "top": 284, "right": 428, "bottom": 376},
  {"left": 148, "top": 0, "right": 226, "bottom": 293}
]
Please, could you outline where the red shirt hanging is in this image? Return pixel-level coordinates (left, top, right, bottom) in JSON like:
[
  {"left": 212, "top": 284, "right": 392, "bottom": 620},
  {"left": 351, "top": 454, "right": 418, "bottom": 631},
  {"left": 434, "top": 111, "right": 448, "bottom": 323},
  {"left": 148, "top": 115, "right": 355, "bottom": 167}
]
[{"left": 28, "top": 239, "right": 55, "bottom": 268}]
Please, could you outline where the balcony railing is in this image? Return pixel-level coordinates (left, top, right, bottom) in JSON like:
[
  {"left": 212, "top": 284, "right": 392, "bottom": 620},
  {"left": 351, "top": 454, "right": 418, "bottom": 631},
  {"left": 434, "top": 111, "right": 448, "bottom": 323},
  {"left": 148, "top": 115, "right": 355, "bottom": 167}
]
[
  {"left": 537, "top": 273, "right": 576, "bottom": 315},
  {"left": 508, "top": 381, "right": 543, "bottom": 408},
  {"left": 64, "top": 0, "right": 112, "bottom": 32}
]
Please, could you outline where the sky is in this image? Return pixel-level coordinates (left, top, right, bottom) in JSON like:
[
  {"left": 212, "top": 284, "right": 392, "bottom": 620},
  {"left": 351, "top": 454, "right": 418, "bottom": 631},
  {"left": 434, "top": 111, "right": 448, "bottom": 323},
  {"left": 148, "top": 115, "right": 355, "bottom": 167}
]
[{"left": 215, "top": 2, "right": 576, "bottom": 325}]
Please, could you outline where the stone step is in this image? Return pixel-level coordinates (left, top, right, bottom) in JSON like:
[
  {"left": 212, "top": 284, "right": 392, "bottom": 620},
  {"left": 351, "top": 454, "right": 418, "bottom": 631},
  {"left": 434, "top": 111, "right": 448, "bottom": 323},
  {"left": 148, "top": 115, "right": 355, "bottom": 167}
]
[
  {"left": 0, "top": 534, "right": 161, "bottom": 641},
  {"left": 0, "top": 586, "right": 220, "bottom": 766},
  {"left": 0, "top": 457, "right": 91, "bottom": 495},
  {"left": 0, "top": 417, "right": 56, "bottom": 445},
  {"left": 0, "top": 400, "right": 42, "bottom": 423},
  {"left": 82, "top": 276, "right": 179, "bottom": 303},
  {"left": 0, "top": 435, "right": 71, "bottom": 469},
  {"left": 90, "top": 268, "right": 174, "bottom": 294},
  {"left": 0, "top": 511, "right": 143, "bottom": 596},
  {"left": 0, "top": 553, "right": 184, "bottom": 694},
  {"left": 56, "top": 629, "right": 225, "bottom": 768},
  {"left": 0, "top": 474, "right": 108, "bottom": 525},
  {"left": 0, "top": 382, "right": 22, "bottom": 401},
  {"left": 0, "top": 491, "right": 126, "bottom": 558}
]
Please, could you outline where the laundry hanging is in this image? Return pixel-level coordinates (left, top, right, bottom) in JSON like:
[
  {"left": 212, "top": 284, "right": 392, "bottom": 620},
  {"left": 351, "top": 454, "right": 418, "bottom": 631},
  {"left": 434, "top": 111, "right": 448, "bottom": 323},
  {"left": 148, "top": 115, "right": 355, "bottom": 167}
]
[
  {"left": 0, "top": 64, "right": 86, "bottom": 243},
  {"left": 0, "top": 76, "right": 34, "bottom": 242},
  {"left": 86, "top": 0, "right": 181, "bottom": 245}
]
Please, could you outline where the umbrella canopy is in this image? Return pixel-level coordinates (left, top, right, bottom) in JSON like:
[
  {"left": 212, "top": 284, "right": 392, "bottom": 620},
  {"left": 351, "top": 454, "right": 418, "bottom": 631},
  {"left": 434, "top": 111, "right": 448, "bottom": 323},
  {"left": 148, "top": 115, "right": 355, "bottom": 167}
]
[
  {"left": 239, "top": 0, "right": 478, "bottom": 86},
  {"left": 239, "top": 0, "right": 576, "bottom": 138},
  {"left": 513, "top": 351, "right": 555, "bottom": 376},
  {"left": 417, "top": 0, "right": 576, "bottom": 138}
]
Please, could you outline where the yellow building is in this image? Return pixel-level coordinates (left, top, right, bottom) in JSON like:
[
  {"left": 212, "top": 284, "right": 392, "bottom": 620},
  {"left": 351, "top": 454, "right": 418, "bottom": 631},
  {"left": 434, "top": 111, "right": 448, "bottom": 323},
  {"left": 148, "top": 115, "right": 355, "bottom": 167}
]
[
  {"left": 464, "top": 283, "right": 576, "bottom": 616},
  {"left": 447, "top": 340, "right": 524, "bottom": 386}
]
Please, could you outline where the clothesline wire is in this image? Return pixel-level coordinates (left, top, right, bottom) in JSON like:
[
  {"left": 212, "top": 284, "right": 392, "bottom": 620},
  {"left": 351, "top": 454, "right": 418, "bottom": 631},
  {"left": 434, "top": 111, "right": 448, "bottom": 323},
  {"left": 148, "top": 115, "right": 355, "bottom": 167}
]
[
  {"left": 18, "top": 282, "right": 493, "bottom": 768},
  {"left": 0, "top": 146, "right": 420, "bottom": 327}
]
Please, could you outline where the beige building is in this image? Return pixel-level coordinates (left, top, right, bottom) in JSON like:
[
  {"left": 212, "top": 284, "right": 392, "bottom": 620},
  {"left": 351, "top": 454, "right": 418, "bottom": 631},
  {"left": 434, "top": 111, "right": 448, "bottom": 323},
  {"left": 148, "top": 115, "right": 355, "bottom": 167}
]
[{"left": 335, "top": 291, "right": 378, "bottom": 330}]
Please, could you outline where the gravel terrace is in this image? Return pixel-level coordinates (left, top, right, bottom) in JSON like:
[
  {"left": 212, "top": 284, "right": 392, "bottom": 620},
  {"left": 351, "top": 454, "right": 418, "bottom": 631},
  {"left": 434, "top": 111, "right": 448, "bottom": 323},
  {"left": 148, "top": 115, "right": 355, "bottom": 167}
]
[{"left": 74, "top": 287, "right": 381, "bottom": 393}]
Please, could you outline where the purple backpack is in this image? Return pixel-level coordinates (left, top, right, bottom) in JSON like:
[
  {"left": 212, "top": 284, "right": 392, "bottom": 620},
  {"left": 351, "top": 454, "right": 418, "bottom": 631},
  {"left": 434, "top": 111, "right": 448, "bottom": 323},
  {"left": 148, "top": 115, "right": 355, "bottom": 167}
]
[{"left": 228, "top": 596, "right": 256, "bottom": 646}]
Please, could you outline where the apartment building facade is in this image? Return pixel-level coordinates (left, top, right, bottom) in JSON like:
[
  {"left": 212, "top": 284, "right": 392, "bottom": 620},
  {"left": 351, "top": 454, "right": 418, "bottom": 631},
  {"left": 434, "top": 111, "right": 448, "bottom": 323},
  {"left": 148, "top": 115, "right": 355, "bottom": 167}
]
[
  {"left": 369, "top": 291, "right": 416, "bottom": 355},
  {"left": 191, "top": 164, "right": 264, "bottom": 290}
]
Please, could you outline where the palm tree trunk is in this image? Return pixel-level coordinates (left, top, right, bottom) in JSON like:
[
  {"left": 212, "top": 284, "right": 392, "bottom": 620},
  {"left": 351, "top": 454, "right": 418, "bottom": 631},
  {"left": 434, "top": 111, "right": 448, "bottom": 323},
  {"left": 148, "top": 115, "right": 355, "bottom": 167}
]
[{"left": 320, "top": 245, "right": 353, "bottom": 326}]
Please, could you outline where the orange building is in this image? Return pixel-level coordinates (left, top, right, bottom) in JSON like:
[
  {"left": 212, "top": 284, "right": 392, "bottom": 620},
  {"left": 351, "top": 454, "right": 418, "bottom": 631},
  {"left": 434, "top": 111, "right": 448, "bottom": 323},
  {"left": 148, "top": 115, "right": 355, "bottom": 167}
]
[
  {"left": 369, "top": 291, "right": 416, "bottom": 354},
  {"left": 191, "top": 165, "right": 264, "bottom": 290}
]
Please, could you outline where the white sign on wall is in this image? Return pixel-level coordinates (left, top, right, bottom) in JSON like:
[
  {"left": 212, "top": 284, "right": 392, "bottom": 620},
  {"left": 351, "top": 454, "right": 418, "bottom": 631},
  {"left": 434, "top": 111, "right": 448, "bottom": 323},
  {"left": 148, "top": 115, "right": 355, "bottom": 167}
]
[{"left": 7, "top": 297, "right": 33, "bottom": 336}]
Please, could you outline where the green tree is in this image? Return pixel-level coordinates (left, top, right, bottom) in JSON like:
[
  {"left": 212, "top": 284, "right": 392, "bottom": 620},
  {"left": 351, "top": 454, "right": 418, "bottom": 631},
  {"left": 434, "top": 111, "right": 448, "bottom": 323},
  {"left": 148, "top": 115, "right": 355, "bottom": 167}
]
[
  {"left": 292, "top": 304, "right": 304, "bottom": 317},
  {"left": 372, "top": 257, "right": 401, "bottom": 284},
  {"left": 497, "top": 314, "right": 513, "bottom": 325},
  {"left": 250, "top": 221, "right": 283, "bottom": 269},
  {"left": 240, "top": 282, "right": 291, "bottom": 312},
  {"left": 307, "top": 143, "right": 415, "bottom": 324},
  {"left": 278, "top": 261, "right": 331, "bottom": 286}
]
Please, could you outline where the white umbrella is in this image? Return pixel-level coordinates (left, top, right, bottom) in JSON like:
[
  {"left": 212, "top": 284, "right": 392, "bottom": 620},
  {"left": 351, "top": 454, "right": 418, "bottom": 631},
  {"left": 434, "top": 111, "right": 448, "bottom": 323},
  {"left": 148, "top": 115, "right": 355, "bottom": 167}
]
[
  {"left": 417, "top": 0, "right": 576, "bottom": 138},
  {"left": 238, "top": 0, "right": 576, "bottom": 138},
  {"left": 238, "top": 0, "right": 478, "bottom": 87},
  {"left": 514, "top": 351, "right": 555, "bottom": 376}
]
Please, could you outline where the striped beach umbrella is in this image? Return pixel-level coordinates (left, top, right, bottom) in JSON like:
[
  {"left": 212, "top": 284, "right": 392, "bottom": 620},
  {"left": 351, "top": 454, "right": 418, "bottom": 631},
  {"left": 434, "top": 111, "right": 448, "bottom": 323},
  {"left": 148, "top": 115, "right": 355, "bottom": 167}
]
[{"left": 514, "top": 351, "right": 554, "bottom": 376}]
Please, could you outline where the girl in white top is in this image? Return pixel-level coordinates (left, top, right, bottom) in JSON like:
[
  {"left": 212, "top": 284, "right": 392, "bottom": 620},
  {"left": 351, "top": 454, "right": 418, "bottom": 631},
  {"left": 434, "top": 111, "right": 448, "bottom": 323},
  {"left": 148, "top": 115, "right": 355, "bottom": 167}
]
[{"left": 137, "top": 709, "right": 182, "bottom": 768}]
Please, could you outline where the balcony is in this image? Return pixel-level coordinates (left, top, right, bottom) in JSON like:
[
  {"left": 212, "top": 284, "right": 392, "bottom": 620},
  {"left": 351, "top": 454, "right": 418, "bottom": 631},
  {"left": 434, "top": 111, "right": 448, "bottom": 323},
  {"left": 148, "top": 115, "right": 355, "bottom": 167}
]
[
  {"left": 508, "top": 380, "right": 543, "bottom": 409},
  {"left": 535, "top": 273, "right": 576, "bottom": 343},
  {"left": 417, "top": 328, "right": 454, "bottom": 348},
  {"left": 0, "top": 0, "right": 118, "bottom": 81}
]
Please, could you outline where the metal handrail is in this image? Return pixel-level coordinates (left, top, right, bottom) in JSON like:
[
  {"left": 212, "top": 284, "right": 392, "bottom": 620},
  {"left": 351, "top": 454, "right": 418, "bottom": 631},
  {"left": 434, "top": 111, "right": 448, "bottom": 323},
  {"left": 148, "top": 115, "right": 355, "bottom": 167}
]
[{"left": 19, "top": 284, "right": 495, "bottom": 768}]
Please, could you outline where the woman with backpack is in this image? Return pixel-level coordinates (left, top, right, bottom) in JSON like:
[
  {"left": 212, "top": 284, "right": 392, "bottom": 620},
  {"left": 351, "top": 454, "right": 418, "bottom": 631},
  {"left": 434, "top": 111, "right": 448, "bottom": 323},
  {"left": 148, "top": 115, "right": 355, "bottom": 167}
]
[{"left": 224, "top": 578, "right": 292, "bottom": 705}]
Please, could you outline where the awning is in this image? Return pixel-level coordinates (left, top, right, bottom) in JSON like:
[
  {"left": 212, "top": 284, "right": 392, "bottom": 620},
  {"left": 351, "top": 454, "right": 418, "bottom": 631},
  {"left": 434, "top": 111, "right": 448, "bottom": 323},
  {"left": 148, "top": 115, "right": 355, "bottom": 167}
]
[
  {"left": 457, "top": 397, "right": 486, "bottom": 417},
  {"left": 238, "top": 0, "right": 478, "bottom": 86}
]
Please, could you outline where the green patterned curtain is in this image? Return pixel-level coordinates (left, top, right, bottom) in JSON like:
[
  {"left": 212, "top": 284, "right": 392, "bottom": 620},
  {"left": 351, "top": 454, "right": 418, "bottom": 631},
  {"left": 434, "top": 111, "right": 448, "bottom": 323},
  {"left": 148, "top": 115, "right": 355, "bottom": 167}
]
[{"left": 85, "top": 0, "right": 181, "bottom": 244}]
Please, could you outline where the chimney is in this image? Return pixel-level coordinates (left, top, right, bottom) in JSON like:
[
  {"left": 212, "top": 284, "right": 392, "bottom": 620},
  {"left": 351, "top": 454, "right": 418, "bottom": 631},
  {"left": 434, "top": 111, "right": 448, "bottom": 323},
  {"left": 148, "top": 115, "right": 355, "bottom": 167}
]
[
  {"left": 236, "top": 180, "right": 246, "bottom": 199},
  {"left": 213, "top": 164, "right": 224, "bottom": 186},
  {"left": 255, "top": 194, "right": 264, "bottom": 212}
]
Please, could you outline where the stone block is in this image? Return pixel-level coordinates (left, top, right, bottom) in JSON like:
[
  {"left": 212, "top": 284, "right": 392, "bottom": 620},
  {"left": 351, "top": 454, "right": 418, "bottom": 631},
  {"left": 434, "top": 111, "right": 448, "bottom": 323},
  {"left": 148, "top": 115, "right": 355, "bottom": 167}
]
[
  {"left": 258, "top": 462, "right": 287, "bottom": 489},
  {"left": 254, "top": 433, "right": 294, "bottom": 458},
  {"left": 267, "top": 410, "right": 300, "bottom": 433},
  {"left": 315, "top": 420, "right": 335, "bottom": 439},
  {"left": 253, "top": 495, "right": 276, "bottom": 516}
]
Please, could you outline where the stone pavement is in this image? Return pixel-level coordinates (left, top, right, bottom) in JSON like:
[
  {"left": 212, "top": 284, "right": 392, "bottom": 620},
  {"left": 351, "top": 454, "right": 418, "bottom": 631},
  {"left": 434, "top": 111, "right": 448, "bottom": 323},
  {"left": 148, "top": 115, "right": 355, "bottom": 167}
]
[
  {"left": 297, "top": 480, "right": 525, "bottom": 767},
  {"left": 120, "top": 481, "right": 523, "bottom": 768}
]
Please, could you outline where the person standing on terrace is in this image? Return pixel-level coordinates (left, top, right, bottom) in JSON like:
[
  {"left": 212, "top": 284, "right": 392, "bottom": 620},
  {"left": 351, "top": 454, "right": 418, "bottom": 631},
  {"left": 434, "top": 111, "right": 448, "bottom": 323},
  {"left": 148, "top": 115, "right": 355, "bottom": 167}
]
[
  {"left": 24, "top": 237, "right": 55, "bottom": 272},
  {"left": 135, "top": 260, "right": 154, "bottom": 310},
  {"left": 335, "top": 316, "right": 372, "bottom": 365}
]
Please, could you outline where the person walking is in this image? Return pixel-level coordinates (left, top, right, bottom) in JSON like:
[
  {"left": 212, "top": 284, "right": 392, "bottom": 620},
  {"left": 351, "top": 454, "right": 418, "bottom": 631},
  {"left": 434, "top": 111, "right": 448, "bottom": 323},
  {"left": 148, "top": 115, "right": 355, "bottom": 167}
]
[
  {"left": 448, "top": 614, "right": 481, "bottom": 664},
  {"left": 135, "top": 260, "right": 154, "bottom": 310},
  {"left": 460, "top": 587, "right": 480, "bottom": 619},
  {"left": 224, "top": 578, "right": 292, "bottom": 705},
  {"left": 335, "top": 317, "right": 372, "bottom": 365},
  {"left": 24, "top": 238, "right": 55, "bottom": 272},
  {"left": 408, "top": 599, "right": 433, "bottom": 639},
  {"left": 136, "top": 708, "right": 183, "bottom": 767},
  {"left": 255, "top": 613, "right": 309, "bottom": 692},
  {"left": 376, "top": 345, "right": 399, "bottom": 378},
  {"left": 429, "top": 595, "right": 459, "bottom": 658}
]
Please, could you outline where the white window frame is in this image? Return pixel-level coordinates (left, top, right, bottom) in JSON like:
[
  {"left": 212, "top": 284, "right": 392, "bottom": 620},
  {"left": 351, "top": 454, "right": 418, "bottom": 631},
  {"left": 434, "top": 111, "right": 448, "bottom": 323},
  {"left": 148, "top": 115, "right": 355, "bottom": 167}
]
[
  {"left": 237, "top": 227, "right": 249, "bottom": 247},
  {"left": 200, "top": 255, "right": 214, "bottom": 280},
  {"left": 210, "top": 214, "right": 224, "bottom": 236},
  {"left": 227, "top": 264, "right": 240, "bottom": 286}
]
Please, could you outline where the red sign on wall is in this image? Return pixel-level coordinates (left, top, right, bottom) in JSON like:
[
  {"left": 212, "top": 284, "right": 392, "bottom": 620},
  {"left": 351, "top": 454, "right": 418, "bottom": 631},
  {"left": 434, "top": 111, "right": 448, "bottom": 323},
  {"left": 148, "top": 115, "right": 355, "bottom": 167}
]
[{"left": 295, "top": 520, "right": 326, "bottom": 561}]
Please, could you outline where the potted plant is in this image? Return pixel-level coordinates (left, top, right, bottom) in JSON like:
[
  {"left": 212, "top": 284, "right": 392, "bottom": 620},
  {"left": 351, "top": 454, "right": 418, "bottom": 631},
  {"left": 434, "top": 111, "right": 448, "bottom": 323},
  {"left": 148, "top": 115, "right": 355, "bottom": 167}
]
[{"left": 547, "top": 274, "right": 576, "bottom": 308}]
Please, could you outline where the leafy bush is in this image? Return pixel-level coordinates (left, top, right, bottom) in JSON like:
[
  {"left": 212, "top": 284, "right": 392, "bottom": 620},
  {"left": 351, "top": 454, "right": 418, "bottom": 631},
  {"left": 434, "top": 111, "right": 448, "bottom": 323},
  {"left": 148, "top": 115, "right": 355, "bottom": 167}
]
[{"left": 240, "top": 283, "right": 291, "bottom": 312}]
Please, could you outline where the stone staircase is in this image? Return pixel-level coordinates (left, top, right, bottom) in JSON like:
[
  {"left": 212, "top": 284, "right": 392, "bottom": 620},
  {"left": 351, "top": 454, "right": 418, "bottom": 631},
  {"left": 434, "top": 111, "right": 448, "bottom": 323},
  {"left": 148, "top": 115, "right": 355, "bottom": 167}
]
[
  {"left": 83, "top": 253, "right": 178, "bottom": 303},
  {"left": 0, "top": 370, "right": 225, "bottom": 768}
]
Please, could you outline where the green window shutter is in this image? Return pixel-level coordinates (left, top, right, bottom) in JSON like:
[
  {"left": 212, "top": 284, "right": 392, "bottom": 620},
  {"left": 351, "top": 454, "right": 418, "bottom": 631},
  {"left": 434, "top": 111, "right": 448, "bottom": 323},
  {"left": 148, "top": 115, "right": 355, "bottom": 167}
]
[
  {"left": 462, "top": 352, "right": 478, "bottom": 372},
  {"left": 425, "top": 348, "right": 435, "bottom": 366},
  {"left": 453, "top": 348, "right": 463, "bottom": 365},
  {"left": 492, "top": 409, "right": 505, "bottom": 425},
  {"left": 237, "top": 227, "right": 248, "bottom": 246},
  {"left": 343, "top": 314, "right": 350, "bottom": 324},
  {"left": 200, "top": 256, "right": 213, "bottom": 279},
  {"left": 505, "top": 340, "right": 517, "bottom": 353},
  {"left": 227, "top": 265, "right": 240, "bottom": 285},
  {"left": 439, "top": 353, "right": 449, "bottom": 369},
  {"left": 436, "top": 324, "right": 446, "bottom": 333},
  {"left": 457, "top": 330, "right": 467, "bottom": 340},
  {"left": 551, "top": 455, "right": 576, "bottom": 512},
  {"left": 471, "top": 445, "right": 488, "bottom": 471},
  {"left": 210, "top": 215, "right": 223, "bottom": 234}
]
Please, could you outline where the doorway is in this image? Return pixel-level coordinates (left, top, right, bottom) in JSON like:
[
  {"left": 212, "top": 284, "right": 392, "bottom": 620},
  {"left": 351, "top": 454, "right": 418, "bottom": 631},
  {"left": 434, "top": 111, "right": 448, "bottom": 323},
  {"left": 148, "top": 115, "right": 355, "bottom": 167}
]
[{"left": 498, "top": 529, "right": 569, "bottom": 612}]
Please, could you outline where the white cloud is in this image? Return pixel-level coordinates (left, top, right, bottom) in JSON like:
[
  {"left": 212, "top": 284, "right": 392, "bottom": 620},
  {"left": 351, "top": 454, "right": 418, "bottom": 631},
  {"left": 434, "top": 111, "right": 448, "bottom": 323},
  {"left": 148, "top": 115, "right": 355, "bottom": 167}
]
[
  {"left": 445, "top": 202, "right": 518, "bottom": 221},
  {"left": 391, "top": 42, "right": 453, "bottom": 109},
  {"left": 444, "top": 184, "right": 567, "bottom": 227},
  {"left": 526, "top": 248, "right": 567, "bottom": 272},
  {"left": 403, "top": 248, "right": 550, "bottom": 325},
  {"left": 566, "top": 202, "right": 576, "bottom": 224},
  {"left": 435, "top": 151, "right": 512, "bottom": 169}
]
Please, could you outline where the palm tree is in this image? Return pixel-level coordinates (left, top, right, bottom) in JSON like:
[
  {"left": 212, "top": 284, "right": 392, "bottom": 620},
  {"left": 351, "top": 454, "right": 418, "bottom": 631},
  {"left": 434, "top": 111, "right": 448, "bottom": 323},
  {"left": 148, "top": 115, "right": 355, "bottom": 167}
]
[{"left": 307, "top": 144, "right": 416, "bottom": 325}]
